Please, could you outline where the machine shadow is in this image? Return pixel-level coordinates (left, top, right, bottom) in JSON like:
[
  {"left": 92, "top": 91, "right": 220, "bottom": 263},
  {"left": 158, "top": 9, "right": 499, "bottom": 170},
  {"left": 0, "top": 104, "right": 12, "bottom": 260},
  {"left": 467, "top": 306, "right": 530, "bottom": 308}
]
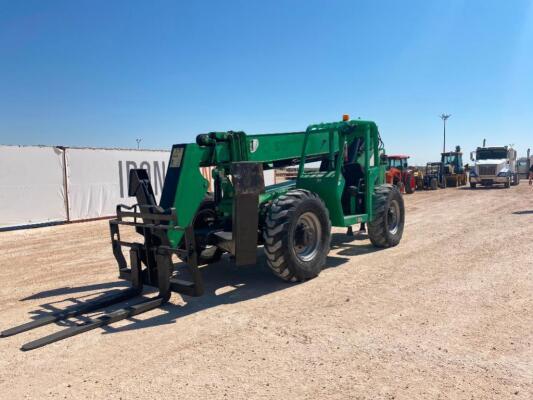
[
  {"left": 100, "top": 249, "right": 350, "bottom": 335},
  {"left": 458, "top": 186, "right": 507, "bottom": 191},
  {"left": 22, "top": 234, "right": 377, "bottom": 334},
  {"left": 21, "top": 281, "right": 127, "bottom": 301},
  {"left": 512, "top": 210, "right": 533, "bottom": 215},
  {"left": 330, "top": 232, "right": 381, "bottom": 257}
]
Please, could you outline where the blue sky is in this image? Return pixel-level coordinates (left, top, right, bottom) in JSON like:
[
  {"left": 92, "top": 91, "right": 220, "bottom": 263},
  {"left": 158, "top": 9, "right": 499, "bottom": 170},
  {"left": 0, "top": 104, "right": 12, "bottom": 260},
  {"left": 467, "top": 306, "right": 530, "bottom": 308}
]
[{"left": 0, "top": 0, "right": 532, "bottom": 164}]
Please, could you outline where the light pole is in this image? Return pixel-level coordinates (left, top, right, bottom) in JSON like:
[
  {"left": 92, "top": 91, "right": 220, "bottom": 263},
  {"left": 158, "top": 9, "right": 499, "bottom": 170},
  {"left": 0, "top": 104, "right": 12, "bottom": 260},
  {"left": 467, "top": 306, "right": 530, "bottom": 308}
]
[
  {"left": 440, "top": 113, "right": 451, "bottom": 153},
  {"left": 136, "top": 138, "right": 142, "bottom": 149}
]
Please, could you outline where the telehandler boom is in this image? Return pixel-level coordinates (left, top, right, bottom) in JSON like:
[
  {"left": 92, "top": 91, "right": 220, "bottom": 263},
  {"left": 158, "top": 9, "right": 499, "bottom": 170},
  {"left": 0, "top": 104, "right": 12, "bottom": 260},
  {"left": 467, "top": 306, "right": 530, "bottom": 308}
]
[{"left": 2, "top": 117, "right": 405, "bottom": 350}]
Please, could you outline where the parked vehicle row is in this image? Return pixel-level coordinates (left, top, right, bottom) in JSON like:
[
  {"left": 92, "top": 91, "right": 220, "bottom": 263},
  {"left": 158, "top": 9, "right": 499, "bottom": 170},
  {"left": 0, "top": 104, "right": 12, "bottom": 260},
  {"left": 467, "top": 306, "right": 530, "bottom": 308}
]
[
  {"left": 387, "top": 144, "right": 527, "bottom": 193},
  {"left": 385, "top": 145, "right": 467, "bottom": 194}
]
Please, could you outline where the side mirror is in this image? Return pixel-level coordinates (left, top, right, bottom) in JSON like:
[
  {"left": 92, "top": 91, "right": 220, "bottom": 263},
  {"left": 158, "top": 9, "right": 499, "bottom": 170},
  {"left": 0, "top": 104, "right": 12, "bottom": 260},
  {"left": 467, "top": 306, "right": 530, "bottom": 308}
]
[
  {"left": 470, "top": 151, "right": 475, "bottom": 162},
  {"left": 380, "top": 153, "right": 388, "bottom": 164}
]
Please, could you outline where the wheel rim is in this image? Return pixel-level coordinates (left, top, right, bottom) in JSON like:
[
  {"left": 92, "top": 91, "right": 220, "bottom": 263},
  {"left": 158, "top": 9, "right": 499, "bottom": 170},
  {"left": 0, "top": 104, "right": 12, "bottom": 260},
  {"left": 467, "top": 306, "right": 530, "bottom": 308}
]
[
  {"left": 293, "top": 212, "right": 321, "bottom": 262},
  {"left": 387, "top": 200, "right": 401, "bottom": 235}
]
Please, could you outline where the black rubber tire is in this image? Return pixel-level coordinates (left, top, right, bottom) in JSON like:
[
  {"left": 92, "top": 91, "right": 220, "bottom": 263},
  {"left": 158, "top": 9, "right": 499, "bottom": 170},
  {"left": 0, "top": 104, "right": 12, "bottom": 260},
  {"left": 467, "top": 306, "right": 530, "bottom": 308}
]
[
  {"left": 430, "top": 177, "right": 438, "bottom": 190},
  {"left": 416, "top": 178, "right": 424, "bottom": 191},
  {"left": 440, "top": 178, "right": 447, "bottom": 189},
  {"left": 404, "top": 173, "right": 415, "bottom": 194},
  {"left": 179, "top": 197, "right": 223, "bottom": 265},
  {"left": 470, "top": 182, "right": 476, "bottom": 189},
  {"left": 367, "top": 184, "right": 405, "bottom": 248},
  {"left": 504, "top": 177, "right": 511, "bottom": 188},
  {"left": 263, "top": 189, "right": 331, "bottom": 282},
  {"left": 397, "top": 180, "right": 405, "bottom": 194}
]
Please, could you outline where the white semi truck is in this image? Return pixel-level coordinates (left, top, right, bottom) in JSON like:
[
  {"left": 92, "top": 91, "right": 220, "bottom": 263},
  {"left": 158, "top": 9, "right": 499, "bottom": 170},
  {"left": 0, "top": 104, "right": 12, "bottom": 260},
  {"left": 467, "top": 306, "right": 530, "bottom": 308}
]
[{"left": 469, "top": 145, "right": 518, "bottom": 188}]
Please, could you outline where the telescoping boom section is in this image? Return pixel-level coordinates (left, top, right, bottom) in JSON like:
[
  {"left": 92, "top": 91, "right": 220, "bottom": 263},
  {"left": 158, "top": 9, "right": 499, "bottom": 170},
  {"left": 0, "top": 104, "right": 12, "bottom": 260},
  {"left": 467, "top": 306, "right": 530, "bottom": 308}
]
[{"left": 2, "top": 118, "right": 405, "bottom": 350}]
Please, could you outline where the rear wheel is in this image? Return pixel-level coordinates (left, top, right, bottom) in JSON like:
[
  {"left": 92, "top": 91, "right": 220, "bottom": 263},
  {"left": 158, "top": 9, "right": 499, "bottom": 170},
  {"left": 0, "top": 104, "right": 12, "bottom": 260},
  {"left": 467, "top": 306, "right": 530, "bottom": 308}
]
[
  {"left": 368, "top": 185, "right": 405, "bottom": 248},
  {"left": 470, "top": 182, "right": 477, "bottom": 189},
  {"left": 430, "top": 177, "right": 438, "bottom": 190},
  {"left": 263, "top": 189, "right": 331, "bottom": 282},
  {"left": 404, "top": 173, "right": 415, "bottom": 194},
  {"left": 394, "top": 177, "right": 405, "bottom": 193},
  {"left": 416, "top": 177, "right": 424, "bottom": 190}
]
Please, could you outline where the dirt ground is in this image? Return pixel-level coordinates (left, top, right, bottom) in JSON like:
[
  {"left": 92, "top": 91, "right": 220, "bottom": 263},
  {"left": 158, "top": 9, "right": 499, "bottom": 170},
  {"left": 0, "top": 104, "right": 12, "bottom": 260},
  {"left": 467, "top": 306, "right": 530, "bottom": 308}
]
[{"left": 0, "top": 183, "right": 532, "bottom": 400}]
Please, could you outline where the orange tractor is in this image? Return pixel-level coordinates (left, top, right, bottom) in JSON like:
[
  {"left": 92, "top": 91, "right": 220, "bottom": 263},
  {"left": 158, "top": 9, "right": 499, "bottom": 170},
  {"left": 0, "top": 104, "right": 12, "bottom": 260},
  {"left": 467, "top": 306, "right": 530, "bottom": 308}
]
[{"left": 385, "top": 155, "right": 416, "bottom": 194}]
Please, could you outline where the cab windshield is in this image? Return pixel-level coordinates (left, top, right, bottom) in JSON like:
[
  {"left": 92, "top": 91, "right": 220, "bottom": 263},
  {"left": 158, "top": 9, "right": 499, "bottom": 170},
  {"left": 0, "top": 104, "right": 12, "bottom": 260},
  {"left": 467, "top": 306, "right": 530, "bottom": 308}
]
[
  {"left": 476, "top": 149, "right": 507, "bottom": 160},
  {"left": 388, "top": 158, "right": 407, "bottom": 169},
  {"left": 426, "top": 163, "right": 440, "bottom": 174},
  {"left": 443, "top": 155, "right": 458, "bottom": 164}
]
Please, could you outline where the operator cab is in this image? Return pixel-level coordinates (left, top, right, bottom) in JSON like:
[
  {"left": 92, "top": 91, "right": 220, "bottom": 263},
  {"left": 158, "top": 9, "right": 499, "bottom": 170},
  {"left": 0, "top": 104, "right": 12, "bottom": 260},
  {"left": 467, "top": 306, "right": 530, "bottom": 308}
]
[
  {"left": 387, "top": 156, "right": 409, "bottom": 170},
  {"left": 341, "top": 139, "right": 365, "bottom": 215},
  {"left": 441, "top": 146, "right": 464, "bottom": 173},
  {"left": 318, "top": 139, "right": 365, "bottom": 216}
]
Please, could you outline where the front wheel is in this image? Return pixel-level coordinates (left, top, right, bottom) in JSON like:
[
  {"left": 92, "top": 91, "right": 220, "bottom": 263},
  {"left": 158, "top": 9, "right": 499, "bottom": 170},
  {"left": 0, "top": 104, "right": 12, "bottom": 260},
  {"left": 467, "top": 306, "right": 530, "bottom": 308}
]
[
  {"left": 504, "top": 177, "right": 511, "bottom": 188},
  {"left": 179, "top": 198, "right": 223, "bottom": 265},
  {"left": 430, "top": 177, "right": 438, "bottom": 190},
  {"left": 368, "top": 185, "right": 405, "bottom": 248},
  {"left": 470, "top": 182, "right": 477, "bottom": 189},
  {"left": 263, "top": 189, "right": 332, "bottom": 282},
  {"left": 404, "top": 173, "right": 415, "bottom": 194}
]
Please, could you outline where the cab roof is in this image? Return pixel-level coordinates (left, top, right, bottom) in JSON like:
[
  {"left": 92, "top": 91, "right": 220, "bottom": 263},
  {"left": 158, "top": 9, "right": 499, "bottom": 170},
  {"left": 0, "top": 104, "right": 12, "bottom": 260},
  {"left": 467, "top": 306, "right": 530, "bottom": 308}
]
[{"left": 388, "top": 155, "right": 410, "bottom": 159}]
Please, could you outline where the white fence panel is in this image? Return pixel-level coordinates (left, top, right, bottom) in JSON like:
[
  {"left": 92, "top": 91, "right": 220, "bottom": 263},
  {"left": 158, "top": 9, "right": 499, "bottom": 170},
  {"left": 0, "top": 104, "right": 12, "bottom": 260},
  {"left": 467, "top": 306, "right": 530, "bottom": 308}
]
[
  {"left": 65, "top": 148, "right": 170, "bottom": 221},
  {"left": 0, "top": 146, "right": 67, "bottom": 228},
  {"left": 0, "top": 145, "right": 279, "bottom": 229}
]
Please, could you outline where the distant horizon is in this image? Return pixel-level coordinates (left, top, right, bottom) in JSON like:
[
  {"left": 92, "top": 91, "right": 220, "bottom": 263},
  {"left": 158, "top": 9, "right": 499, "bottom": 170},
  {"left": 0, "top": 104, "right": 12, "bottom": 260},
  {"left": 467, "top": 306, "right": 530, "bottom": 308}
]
[
  {"left": 1, "top": 122, "right": 530, "bottom": 162},
  {"left": 1, "top": 1, "right": 531, "bottom": 164}
]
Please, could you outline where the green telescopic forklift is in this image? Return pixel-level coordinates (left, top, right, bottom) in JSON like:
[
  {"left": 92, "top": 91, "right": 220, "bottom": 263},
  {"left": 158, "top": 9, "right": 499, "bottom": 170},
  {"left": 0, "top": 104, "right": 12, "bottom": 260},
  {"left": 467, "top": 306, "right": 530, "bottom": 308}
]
[{"left": 2, "top": 117, "right": 405, "bottom": 350}]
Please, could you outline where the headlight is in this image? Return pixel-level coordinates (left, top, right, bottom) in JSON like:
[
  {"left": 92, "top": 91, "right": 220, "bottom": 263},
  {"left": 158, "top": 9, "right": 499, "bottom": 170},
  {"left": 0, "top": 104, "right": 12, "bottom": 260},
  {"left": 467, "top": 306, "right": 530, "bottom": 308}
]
[{"left": 497, "top": 170, "right": 509, "bottom": 177}]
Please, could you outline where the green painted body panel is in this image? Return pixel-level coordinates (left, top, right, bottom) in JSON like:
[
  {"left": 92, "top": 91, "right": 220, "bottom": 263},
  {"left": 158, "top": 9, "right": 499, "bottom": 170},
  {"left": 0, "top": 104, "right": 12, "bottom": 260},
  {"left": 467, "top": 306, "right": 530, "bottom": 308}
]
[
  {"left": 343, "top": 213, "right": 368, "bottom": 226},
  {"left": 259, "top": 180, "right": 296, "bottom": 204},
  {"left": 166, "top": 144, "right": 210, "bottom": 248},
  {"left": 246, "top": 131, "right": 331, "bottom": 163},
  {"left": 297, "top": 171, "right": 345, "bottom": 225}
]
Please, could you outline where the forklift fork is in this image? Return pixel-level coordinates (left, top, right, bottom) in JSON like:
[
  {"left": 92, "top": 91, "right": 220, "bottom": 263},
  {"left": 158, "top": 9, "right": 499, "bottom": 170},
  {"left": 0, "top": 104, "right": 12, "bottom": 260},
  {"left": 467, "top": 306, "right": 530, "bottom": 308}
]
[{"left": 1, "top": 170, "right": 202, "bottom": 350}]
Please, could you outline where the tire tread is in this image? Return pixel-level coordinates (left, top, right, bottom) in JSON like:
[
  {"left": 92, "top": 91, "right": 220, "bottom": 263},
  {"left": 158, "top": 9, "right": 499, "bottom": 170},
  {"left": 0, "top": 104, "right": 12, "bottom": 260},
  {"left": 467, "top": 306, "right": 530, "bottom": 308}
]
[{"left": 263, "top": 189, "right": 331, "bottom": 282}]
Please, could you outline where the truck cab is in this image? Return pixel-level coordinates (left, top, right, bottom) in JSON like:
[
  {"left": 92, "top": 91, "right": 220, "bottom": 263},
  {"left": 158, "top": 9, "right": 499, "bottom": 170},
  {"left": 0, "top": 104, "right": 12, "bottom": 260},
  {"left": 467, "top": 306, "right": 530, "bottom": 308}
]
[{"left": 469, "top": 146, "right": 518, "bottom": 188}]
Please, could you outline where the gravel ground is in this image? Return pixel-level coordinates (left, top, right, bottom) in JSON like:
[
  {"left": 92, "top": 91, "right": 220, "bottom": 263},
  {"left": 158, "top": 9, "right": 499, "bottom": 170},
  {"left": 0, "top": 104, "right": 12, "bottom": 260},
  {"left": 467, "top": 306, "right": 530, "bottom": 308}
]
[{"left": 0, "top": 183, "right": 532, "bottom": 399}]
